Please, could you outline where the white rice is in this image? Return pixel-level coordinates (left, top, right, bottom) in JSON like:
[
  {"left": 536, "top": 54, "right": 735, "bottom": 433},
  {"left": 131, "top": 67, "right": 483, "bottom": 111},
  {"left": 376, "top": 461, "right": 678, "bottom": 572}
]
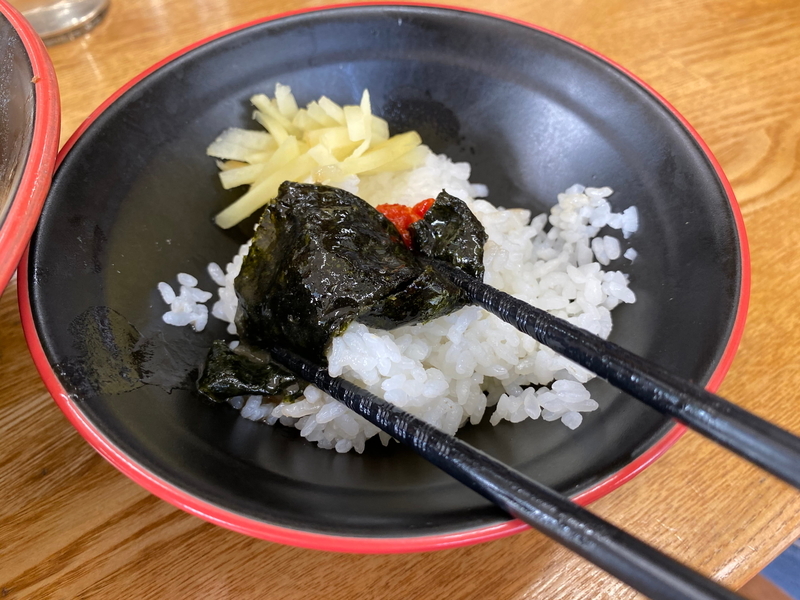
[
  {"left": 158, "top": 274, "right": 212, "bottom": 331},
  {"left": 158, "top": 150, "right": 638, "bottom": 452}
]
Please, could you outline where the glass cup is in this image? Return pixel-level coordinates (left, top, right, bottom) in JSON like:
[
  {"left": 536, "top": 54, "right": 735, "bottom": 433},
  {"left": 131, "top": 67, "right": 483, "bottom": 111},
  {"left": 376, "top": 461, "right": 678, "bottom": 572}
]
[{"left": 10, "top": 0, "right": 109, "bottom": 44}]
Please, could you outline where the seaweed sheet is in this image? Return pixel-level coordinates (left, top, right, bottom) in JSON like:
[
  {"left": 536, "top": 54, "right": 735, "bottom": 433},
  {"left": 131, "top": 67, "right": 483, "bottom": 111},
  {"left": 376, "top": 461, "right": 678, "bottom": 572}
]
[{"left": 199, "top": 181, "right": 486, "bottom": 402}]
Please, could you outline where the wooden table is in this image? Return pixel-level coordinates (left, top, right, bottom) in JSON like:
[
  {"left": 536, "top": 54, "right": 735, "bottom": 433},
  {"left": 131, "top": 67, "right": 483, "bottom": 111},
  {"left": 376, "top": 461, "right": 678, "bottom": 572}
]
[{"left": 2, "top": 0, "right": 800, "bottom": 598}]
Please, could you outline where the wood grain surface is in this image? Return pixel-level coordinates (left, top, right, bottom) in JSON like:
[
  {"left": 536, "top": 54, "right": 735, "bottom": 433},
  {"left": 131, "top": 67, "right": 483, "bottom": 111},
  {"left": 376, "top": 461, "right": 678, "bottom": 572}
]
[{"left": 2, "top": 0, "right": 800, "bottom": 598}]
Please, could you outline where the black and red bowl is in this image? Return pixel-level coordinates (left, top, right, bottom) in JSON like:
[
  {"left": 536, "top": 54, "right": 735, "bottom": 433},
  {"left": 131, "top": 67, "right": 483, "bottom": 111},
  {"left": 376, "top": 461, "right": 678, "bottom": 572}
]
[
  {"left": 20, "top": 4, "right": 748, "bottom": 552},
  {"left": 0, "top": 0, "right": 59, "bottom": 292}
]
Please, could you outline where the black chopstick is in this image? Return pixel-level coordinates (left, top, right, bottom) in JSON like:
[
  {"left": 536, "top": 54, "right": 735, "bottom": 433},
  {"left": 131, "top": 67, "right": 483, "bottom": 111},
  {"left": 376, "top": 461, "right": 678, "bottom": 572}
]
[
  {"left": 432, "top": 260, "right": 800, "bottom": 491},
  {"left": 269, "top": 345, "right": 743, "bottom": 600}
]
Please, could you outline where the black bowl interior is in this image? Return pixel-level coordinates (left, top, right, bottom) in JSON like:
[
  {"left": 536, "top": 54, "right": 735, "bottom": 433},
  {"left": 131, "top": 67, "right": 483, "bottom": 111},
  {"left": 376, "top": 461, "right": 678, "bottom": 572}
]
[
  {"left": 30, "top": 6, "right": 742, "bottom": 539},
  {"left": 0, "top": 11, "right": 35, "bottom": 227}
]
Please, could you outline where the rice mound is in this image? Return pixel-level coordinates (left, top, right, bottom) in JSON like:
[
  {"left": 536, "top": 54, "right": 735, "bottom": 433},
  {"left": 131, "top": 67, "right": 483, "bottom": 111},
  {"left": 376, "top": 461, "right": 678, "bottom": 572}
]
[{"left": 158, "top": 150, "right": 638, "bottom": 453}]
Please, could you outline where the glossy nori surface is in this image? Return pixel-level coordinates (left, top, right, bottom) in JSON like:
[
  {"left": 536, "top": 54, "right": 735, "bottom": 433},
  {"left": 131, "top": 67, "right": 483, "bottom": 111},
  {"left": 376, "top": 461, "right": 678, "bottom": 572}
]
[
  {"left": 410, "top": 191, "right": 488, "bottom": 280},
  {"left": 234, "top": 182, "right": 470, "bottom": 365},
  {"left": 197, "top": 340, "right": 302, "bottom": 403}
]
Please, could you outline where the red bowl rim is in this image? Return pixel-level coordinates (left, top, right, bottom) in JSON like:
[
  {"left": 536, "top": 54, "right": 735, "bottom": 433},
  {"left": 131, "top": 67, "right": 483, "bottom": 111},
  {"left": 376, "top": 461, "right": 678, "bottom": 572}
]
[
  {"left": 0, "top": 0, "right": 60, "bottom": 292},
  {"left": 17, "top": 2, "right": 750, "bottom": 554}
]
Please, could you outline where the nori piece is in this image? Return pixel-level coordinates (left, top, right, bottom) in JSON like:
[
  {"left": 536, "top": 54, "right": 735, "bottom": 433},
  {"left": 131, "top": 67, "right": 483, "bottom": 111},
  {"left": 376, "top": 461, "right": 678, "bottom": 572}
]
[
  {"left": 198, "top": 340, "right": 303, "bottom": 403},
  {"left": 409, "top": 191, "right": 488, "bottom": 279},
  {"left": 233, "top": 182, "right": 467, "bottom": 364},
  {"left": 199, "top": 182, "right": 486, "bottom": 402},
  {"left": 359, "top": 263, "right": 463, "bottom": 331}
]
